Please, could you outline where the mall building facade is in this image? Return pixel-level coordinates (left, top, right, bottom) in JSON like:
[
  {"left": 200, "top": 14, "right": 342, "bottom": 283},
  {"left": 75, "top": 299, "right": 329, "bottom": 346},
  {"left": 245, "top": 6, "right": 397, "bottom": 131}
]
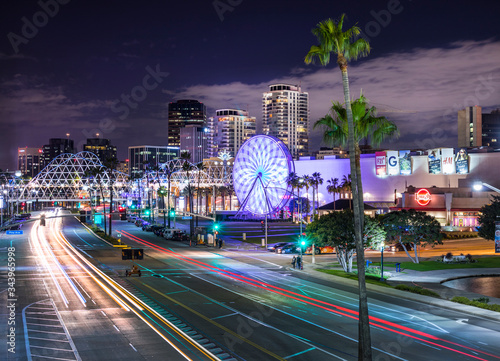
[{"left": 294, "top": 148, "right": 499, "bottom": 228}]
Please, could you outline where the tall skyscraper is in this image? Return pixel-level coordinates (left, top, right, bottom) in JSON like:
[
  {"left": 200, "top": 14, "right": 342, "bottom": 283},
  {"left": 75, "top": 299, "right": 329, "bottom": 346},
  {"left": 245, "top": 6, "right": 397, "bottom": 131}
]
[
  {"left": 82, "top": 138, "right": 117, "bottom": 163},
  {"left": 180, "top": 124, "right": 209, "bottom": 164},
  {"left": 128, "top": 145, "right": 180, "bottom": 176},
  {"left": 482, "top": 108, "right": 500, "bottom": 149},
  {"left": 458, "top": 106, "right": 482, "bottom": 148},
  {"left": 167, "top": 99, "right": 207, "bottom": 146},
  {"left": 262, "top": 84, "right": 309, "bottom": 158},
  {"left": 18, "top": 147, "right": 44, "bottom": 178},
  {"left": 207, "top": 109, "right": 256, "bottom": 158},
  {"left": 42, "top": 138, "right": 75, "bottom": 165}
]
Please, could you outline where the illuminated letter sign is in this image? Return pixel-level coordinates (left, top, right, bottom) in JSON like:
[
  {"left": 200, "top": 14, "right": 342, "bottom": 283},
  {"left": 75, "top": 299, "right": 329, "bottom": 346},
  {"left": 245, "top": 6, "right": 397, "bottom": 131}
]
[
  {"left": 387, "top": 150, "right": 399, "bottom": 175},
  {"left": 375, "top": 151, "right": 387, "bottom": 176},
  {"left": 415, "top": 188, "right": 431, "bottom": 206}
]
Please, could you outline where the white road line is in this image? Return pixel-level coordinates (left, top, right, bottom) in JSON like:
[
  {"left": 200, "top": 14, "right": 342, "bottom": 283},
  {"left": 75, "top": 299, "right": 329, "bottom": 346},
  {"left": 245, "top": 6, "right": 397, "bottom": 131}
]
[
  {"left": 27, "top": 329, "right": 66, "bottom": 335},
  {"left": 259, "top": 271, "right": 450, "bottom": 334},
  {"left": 28, "top": 336, "right": 70, "bottom": 343},
  {"left": 414, "top": 340, "right": 441, "bottom": 350},
  {"left": 211, "top": 312, "right": 238, "bottom": 320},
  {"left": 129, "top": 343, "right": 138, "bottom": 352},
  {"left": 189, "top": 272, "right": 409, "bottom": 361},
  {"left": 221, "top": 249, "right": 283, "bottom": 267},
  {"left": 114, "top": 325, "right": 120, "bottom": 332},
  {"left": 29, "top": 345, "right": 74, "bottom": 352}
]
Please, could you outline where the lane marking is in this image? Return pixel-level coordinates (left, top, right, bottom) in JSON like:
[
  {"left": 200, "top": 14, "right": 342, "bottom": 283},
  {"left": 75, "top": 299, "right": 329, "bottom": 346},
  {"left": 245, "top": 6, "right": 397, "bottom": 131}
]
[
  {"left": 129, "top": 343, "right": 138, "bottom": 352},
  {"left": 284, "top": 347, "right": 316, "bottom": 359},
  {"left": 143, "top": 283, "right": 287, "bottom": 361},
  {"left": 211, "top": 312, "right": 238, "bottom": 320}
]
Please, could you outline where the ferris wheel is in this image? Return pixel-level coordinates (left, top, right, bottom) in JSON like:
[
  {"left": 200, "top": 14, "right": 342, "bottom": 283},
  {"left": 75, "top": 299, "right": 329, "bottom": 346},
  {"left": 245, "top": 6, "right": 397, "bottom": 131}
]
[{"left": 233, "top": 135, "right": 294, "bottom": 216}]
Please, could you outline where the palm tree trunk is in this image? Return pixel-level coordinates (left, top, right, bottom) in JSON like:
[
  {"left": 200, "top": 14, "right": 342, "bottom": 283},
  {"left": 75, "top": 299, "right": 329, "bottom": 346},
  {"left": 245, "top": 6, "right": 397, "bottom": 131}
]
[{"left": 341, "top": 67, "right": 372, "bottom": 360}]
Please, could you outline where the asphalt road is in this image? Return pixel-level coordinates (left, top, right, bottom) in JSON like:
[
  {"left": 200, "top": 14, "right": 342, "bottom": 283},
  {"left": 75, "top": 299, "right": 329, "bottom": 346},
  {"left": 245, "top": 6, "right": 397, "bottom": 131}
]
[
  {"left": 103, "top": 219, "right": 500, "bottom": 361},
  {"left": 0, "top": 211, "right": 217, "bottom": 361},
  {"left": 3, "top": 212, "right": 500, "bottom": 360}
]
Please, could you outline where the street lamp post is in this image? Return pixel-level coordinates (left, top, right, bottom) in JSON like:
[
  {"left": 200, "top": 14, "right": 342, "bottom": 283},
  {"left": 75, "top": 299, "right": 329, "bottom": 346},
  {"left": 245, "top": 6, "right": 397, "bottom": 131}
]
[
  {"left": 473, "top": 181, "right": 500, "bottom": 194},
  {"left": 380, "top": 242, "right": 385, "bottom": 281}
]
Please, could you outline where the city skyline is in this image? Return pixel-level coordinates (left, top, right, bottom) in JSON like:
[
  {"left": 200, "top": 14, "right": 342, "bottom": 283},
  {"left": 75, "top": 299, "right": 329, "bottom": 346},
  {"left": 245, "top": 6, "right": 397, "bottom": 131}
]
[{"left": 1, "top": 0, "right": 500, "bottom": 170}]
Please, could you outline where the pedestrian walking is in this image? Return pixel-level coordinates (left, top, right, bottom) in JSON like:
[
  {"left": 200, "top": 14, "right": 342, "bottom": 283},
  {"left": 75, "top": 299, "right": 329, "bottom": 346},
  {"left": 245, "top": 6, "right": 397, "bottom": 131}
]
[
  {"left": 296, "top": 256, "right": 302, "bottom": 270},
  {"left": 291, "top": 256, "right": 296, "bottom": 269},
  {"left": 218, "top": 238, "right": 223, "bottom": 249}
]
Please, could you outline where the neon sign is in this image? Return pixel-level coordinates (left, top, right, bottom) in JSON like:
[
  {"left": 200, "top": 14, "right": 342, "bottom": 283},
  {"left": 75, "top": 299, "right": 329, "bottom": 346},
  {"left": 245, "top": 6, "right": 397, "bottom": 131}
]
[{"left": 415, "top": 188, "right": 431, "bottom": 206}]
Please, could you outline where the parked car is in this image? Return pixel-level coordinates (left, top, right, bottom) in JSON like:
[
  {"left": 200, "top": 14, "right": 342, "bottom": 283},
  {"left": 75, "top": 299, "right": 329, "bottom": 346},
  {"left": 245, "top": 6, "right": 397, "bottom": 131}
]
[
  {"left": 163, "top": 228, "right": 183, "bottom": 240},
  {"left": 267, "top": 242, "right": 289, "bottom": 252},
  {"left": 275, "top": 242, "right": 297, "bottom": 254},
  {"left": 279, "top": 244, "right": 300, "bottom": 254},
  {"left": 127, "top": 216, "right": 138, "bottom": 223},
  {"left": 152, "top": 226, "right": 165, "bottom": 236}
]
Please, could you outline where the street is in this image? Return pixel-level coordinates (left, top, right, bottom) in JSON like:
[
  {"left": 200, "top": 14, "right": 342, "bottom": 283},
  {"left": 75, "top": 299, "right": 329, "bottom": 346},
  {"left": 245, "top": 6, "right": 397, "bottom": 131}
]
[{"left": 1, "top": 211, "right": 500, "bottom": 360}]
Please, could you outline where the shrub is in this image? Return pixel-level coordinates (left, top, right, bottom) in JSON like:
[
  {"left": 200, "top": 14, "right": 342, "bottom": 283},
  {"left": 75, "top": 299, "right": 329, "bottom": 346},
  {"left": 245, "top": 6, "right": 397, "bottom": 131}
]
[
  {"left": 445, "top": 252, "right": 453, "bottom": 261},
  {"left": 451, "top": 296, "right": 500, "bottom": 312},
  {"left": 473, "top": 297, "right": 490, "bottom": 304},
  {"left": 395, "top": 284, "right": 440, "bottom": 298}
]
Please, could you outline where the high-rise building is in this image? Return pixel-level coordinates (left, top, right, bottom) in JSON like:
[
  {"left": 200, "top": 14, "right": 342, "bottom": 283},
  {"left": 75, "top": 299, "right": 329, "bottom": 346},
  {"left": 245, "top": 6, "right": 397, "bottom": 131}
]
[
  {"left": 42, "top": 138, "right": 75, "bottom": 165},
  {"left": 458, "top": 106, "right": 482, "bottom": 148},
  {"left": 482, "top": 108, "right": 500, "bottom": 149},
  {"left": 167, "top": 99, "right": 207, "bottom": 146},
  {"left": 18, "top": 147, "right": 44, "bottom": 178},
  {"left": 116, "top": 160, "right": 130, "bottom": 175},
  {"left": 207, "top": 109, "right": 256, "bottom": 158},
  {"left": 262, "top": 84, "right": 309, "bottom": 158},
  {"left": 82, "top": 138, "right": 117, "bottom": 163},
  {"left": 128, "top": 145, "right": 180, "bottom": 176},
  {"left": 180, "top": 124, "right": 209, "bottom": 164}
]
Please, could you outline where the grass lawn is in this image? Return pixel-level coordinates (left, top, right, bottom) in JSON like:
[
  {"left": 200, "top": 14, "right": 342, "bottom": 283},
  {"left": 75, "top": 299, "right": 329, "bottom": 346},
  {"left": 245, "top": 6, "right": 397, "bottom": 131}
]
[
  {"left": 316, "top": 269, "right": 392, "bottom": 287},
  {"left": 371, "top": 257, "right": 500, "bottom": 271}
]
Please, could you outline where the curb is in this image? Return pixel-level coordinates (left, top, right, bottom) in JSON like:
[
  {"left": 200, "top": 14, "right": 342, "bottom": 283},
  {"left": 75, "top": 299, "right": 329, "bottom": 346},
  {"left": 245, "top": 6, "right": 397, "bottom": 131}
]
[{"left": 74, "top": 217, "right": 115, "bottom": 247}]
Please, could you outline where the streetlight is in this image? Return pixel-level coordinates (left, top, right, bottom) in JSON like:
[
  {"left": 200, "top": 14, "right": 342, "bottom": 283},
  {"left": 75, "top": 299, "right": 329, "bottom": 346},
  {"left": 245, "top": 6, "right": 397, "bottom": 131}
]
[
  {"left": 473, "top": 181, "right": 500, "bottom": 194},
  {"left": 380, "top": 242, "right": 385, "bottom": 281}
]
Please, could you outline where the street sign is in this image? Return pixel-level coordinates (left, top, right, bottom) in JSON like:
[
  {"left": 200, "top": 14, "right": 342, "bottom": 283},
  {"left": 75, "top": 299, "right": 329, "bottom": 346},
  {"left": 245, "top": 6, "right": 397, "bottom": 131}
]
[
  {"left": 6, "top": 230, "right": 23, "bottom": 235},
  {"left": 182, "top": 216, "right": 192, "bottom": 219}
]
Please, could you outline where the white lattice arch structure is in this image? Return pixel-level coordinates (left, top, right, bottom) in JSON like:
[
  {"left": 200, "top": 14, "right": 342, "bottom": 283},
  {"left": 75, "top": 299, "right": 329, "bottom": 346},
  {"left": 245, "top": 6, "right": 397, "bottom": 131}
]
[
  {"left": 18, "top": 152, "right": 128, "bottom": 202},
  {"left": 137, "top": 159, "right": 233, "bottom": 190}
]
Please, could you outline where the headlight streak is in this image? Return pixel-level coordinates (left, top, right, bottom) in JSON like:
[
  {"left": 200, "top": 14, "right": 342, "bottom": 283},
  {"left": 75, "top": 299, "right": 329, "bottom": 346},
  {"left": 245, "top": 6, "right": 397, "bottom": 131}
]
[
  {"left": 120, "top": 230, "right": 499, "bottom": 361},
  {"left": 31, "top": 220, "right": 69, "bottom": 307},
  {"left": 37, "top": 219, "right": 87, "bottom": 307},
  {"left": 51, "top": 219, "right": 219, "bottom": 361}
]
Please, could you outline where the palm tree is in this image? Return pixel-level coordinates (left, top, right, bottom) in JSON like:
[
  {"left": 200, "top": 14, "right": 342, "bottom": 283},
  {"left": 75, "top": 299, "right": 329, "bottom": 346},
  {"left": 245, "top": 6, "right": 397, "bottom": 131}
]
[
  {"left": 163, "top": 162, "right": 175, "bottom": 228},
  {"left": 341, "top": 173, "right": 353, "bottom": 209},
  {"left": 181, "top": 151, "right": 194, "bottom": 236},
  {"left": 311, "top": 172, "right": 323, "bottom": 219},
  {"left": 327, "top": 177, "right": 339, "bottom": 209},
  {"left": 305, "top": 14, "right": 373, "bottom": 359},
  {"left": 302, "top": 175, "right": 311, "bottom": 221},
  {"left": 286, "top": 172, "right": 299, "bottom": 221},
  {"left": 195, "top": 161, "right": 206, "bottom": 226},
  {"left": 103, "top": 158, "right": 118, "bottom": 236}
]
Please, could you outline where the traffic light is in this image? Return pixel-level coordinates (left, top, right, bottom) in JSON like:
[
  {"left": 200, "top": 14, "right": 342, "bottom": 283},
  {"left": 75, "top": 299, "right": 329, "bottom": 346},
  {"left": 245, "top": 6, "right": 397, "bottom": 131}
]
[
  {"left": 213, "top": 222, "right": 220, "bottom": 235},
  {"left": 169, "top": 208, "right": 175, "bottom": 218},
  {"left": 144, "top": 209, "right": 150, "bottom": 216}
]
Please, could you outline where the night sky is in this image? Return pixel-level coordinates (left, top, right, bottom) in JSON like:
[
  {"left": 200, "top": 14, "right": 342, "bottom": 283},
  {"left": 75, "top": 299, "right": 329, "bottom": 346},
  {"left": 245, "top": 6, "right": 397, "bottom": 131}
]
[{"left": 1, "top": 0, "right": 499, "bottom": 170}]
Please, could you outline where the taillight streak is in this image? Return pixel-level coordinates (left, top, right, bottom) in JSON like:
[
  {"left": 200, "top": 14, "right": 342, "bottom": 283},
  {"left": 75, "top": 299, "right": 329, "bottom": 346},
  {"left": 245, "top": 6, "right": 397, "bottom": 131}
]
[{"left": 120, "top": 231, "right": 498, "bottom": 360}]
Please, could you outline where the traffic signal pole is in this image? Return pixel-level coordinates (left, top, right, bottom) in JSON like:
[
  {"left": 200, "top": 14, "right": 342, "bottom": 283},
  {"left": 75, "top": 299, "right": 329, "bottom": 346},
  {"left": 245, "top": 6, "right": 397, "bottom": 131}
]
[{"left": 265, "top": 214, "right": 268, "bottom": 248}]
